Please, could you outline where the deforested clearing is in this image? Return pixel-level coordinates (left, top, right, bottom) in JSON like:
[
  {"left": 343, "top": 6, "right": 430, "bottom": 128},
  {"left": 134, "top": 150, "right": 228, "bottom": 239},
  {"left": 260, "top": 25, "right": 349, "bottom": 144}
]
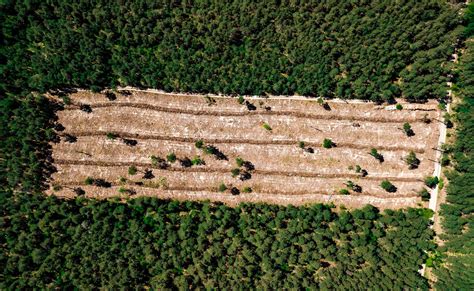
[{"left": 48, "top": 90, "right": 441, "bottom": 209}]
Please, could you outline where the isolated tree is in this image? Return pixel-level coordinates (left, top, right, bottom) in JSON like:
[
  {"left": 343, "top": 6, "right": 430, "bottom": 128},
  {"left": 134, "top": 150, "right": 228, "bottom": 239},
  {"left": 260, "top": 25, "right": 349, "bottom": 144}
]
[
  {"left": 242, "top": 187, "right": 252, "bottom": 193},
  {"left": 396, "top": 104, "right": 403, "bottom": 110},
  {"left": 405, "top": 151, "right": 420, "bottom": 169},
  {"left": 403, "top": 123, "right": 415, "bottom": 137},
  {"left": 370, "top": 148, "right": 384, "bottom": 163},
  {"left": 167, "top": 153, "right": 177, "bottom": 163},
  {"left": 418, "top": 188, "right": 431, "bottom": 201},
  {"left": 195, "top": 139, "right": 204, "bottom": 149},
  {"left": 323, "top": 138, "right": 334, "bottom": 149},
  {"left": 380, "top": 180, "right": 397, "bottom": 192},
  {"left": 85, "top": 177, "right": 94, "bottom": 185},
  {"left": 231, "top": 168, "right": 240, "bottom": 177},
  {"left": 424, "top": 176, "right": 439, "bottom": 188},
  {"left": 339, "top": 189, "right": 350, "bottom": 195},
  {"left": 218, "top": 183, "right": 227, "bottom": 192},
  {"left": 238, "top": 96, "right": 244, "bottom": 104},
  {"left": 191, "top": 156, "right": 204, "bottom": 166},
  {"left": 107, "top": 132, "right": 118, "bottom": 140},
  {"left": 298, "top": 141, "right": 305, "bottom": 149},
  {"left": 236, "top": 157, "right": 244, "bottom": 167},
  {"left": 262, "top": 123, "right": 272, "bottom": 131}
]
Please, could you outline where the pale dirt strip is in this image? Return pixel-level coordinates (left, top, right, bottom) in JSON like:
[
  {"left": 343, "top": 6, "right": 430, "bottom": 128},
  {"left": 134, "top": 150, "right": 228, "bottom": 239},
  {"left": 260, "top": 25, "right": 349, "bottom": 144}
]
[
  {"left": 63, "top": 131, "right": 428, "bottom": 154},
  {"left": 50, "top": 185, "right": 420, "bottom": 210},
  {"left": 64, "top": 102, "right": 431, "bottom": 123}
]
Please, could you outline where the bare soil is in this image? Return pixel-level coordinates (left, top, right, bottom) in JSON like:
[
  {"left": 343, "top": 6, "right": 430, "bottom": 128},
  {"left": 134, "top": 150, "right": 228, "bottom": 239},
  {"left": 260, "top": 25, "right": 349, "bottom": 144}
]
[{"left": 47, "top": 90, "right": 441, "bottom": 209}]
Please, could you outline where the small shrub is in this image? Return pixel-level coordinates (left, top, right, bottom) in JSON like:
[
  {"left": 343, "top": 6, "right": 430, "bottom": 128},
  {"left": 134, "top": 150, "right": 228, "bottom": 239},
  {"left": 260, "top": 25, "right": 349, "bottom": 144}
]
[
  {"left": 380, "top": 180, "right": 397, "bottom": 192},
  {"left": 298, "top": 141, "right": 305, "bottom": 149},
  {"left": 106, "top": 132, "right": 118, "bottom": 140},
  {"left": 322, "top": 138, "right": 334, "bottom": 149},
  {"left": 439, "top": 178, "right": 445, "bottom": 190},
  {"left": 238, "top": 95, "right": 244, "bottom": 104},
  {"left": 355, "top": 165, "right": 361, "bottom": 173},
  {"left": 339, "top": 189, "right": 350, "bottom": 195},
  {"left": 195, "top": 139, "right": 204, "bottom": 149},
  {"left": 424, "top": 176, "right": 439, "bottom": 188},
  {"left": 403, "top": 122, "right": 415, "bottom": 137},
  {"left": 118, "top": 187, "right": 127, "bottom": 194},
  {"left": 62, "top": 95, "right": 71, "bottom": 105},
  {"left": 396, "top": 104, "right": 403, "bottom": 110},
  {"left": 438, "top": 102, "right": 446, "bottom": 111},
  {"left": 166, "top": 153, "right": 177, "bottom": 163},
  {"left": 236, "top": 157, "right": 244, "bottom": 167},
  {"left": 191, "top": 156, "right": 204, "bottom": 166},
  {"left": 128, "top": 166, "right": 137, "bottom": 175},
  {"left": 218, "top": 183, "right": 227, "bottom": 192},
  {"left": 119, "top": 176, "right": 127, "bottom": 184},
  {"left": 348, "top": 165, "right": 354, "bottom": 171},
  {"left": 85, "top": 177, "right": 94, "bottom": 185},
  {"left": 231, "top": 168, "right": 241, "bottom": 177},
  {"left": 418, "top": 188, "right": 430, "bottom": 201},
  {"left": 242, "top": 187, "right": 252, "bottom": 193},
  {"left": 405, "top": 151, "right": 420, "bottom": 169},
  {"left": 370, "top": 148, "right": 384, "bottom": 163},
  {"left": 262, "top": 123, "right": 272, "bottom": 131}
]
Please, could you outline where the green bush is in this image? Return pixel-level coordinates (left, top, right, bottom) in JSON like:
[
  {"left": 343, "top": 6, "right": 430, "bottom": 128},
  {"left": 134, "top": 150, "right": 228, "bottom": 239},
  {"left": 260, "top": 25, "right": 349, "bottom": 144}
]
[
  {"left": 418, "top": 188, "right": 430, "bottom": 201},
  {"left": 396, "top": 104, "right": 403, "bottom": 110},
  {"left": 106, "top": 132, "right": 118, "bottom": 140},
  {"left": 339, "top": 189, "right": 350, "bottom": 195},
  {"left": 242, "top": 187, "right": 252, "bottom": 193},
  {"left": 322, "top": 138, "right": 333, "bottom": 149},
  {"left": 128, "top": 166, "right": 137, "bottom": 175},
  {"left": 166, "top": 153, "right": 177, "bottom": 163},
  {"left": 405, "top": 151, "right": 420, "bottom": 169},
  {"left": 236, "top": 157, "right": 244, "bottom": 167},
  {"left": 218, "top": 183, "right": 227, "bottom": 192},
  {"left": 262, "top": 123, "right": 272, "bottom": 131},
  {"left": 231, "top": 168, "right": 240, "bottom": 177},
  {"left": 195, "top": 139, "right": 204, "bottom": 149},
  {"left": 424, "top": 176, "right": 439, "bottom": 188},
  {"left": 85, "top": 177, "right": 94, "bottom": 185},
  {"left": 380, "top": 180, "right": 397, "bottom": 192}
]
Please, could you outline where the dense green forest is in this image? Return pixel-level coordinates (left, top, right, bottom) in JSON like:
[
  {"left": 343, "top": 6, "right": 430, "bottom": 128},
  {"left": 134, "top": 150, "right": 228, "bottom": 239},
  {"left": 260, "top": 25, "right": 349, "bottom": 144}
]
[
  {"left": 1, "top": 191, "right": 435, "bottom": 289},
  {"left": 1, "top": 0, "right": 473, "bottom": 289},
  {"left": 432, "top": 4, "right": 474, "bottom": 289},
  {"left": 1, "top": 0, "right": 463, "bottom": 101}
]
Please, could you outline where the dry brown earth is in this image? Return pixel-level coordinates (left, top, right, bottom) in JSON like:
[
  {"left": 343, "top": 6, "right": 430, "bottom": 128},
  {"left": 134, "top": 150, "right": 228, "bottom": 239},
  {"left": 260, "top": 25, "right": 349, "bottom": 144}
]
[{"left": 47, "top": 90, "right": 441, "bottom": 209}]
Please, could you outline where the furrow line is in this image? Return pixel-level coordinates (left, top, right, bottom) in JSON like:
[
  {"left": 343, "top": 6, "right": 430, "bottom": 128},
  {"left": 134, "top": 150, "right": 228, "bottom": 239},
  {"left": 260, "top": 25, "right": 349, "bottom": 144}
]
[
  {"left": 64, "top": 131, "right": 426, "bottom": 153},
  {"left": 54, "top": 159, "right": 423, "bottom": 182},
  {"left": 64, "top": 102, "right": 425, "bottom": 123}
]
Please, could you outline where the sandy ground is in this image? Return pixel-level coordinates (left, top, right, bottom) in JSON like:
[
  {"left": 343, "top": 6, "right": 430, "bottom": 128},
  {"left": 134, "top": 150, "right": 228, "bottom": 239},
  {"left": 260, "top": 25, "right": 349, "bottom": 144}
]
[{"left": 47, "top": 90, "right": 441, "bottom": 209}]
